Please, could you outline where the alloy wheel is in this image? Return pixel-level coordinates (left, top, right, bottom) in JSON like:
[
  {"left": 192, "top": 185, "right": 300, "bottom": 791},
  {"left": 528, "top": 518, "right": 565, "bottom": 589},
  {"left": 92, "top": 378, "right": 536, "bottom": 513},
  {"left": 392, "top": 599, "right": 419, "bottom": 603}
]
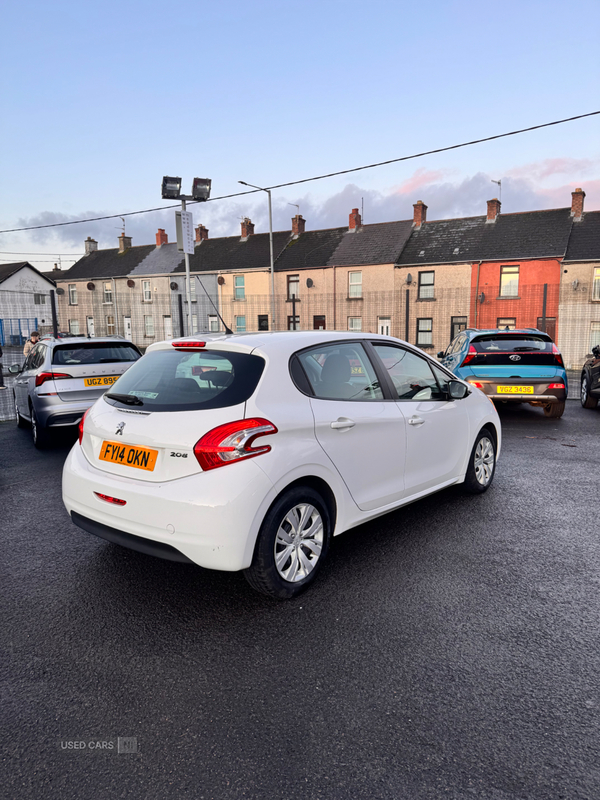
[
  {"left": 274, "top": 503, "right": 324, "bottom": 583},
  {"left": 474, "top": 437, "right": 494, "bottom": 486}
]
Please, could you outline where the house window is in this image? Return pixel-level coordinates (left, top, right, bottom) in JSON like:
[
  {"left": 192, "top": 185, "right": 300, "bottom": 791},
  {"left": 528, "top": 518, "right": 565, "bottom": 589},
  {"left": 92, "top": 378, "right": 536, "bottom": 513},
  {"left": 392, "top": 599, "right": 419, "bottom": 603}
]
[
  {"left": 143, "top": 280, "right": 152, "bottom": 302},
  {"left": 106, "top": 315, "right": 115, "bottom": 335},
  {"left": 497, "top": 317, "right": 516, "bottom": 330},
  {"left": 500, "top": 265, "right": 519, "bottom": 297},
  {"left": 416, "top": 318, "right": 433, "bottom": 347},
  {"left": 287, "top": 315, "right": 300, "bottom": 331},
  {"left": 208, "top": 315, "right": 219, "bottom": 332},
  {"left": 287, "top": 275, "right": 300, "bottom": 300},
  {"left": 418, "top": 271, "right": 435, "bottom": 299},
  {"left": 348, "top": 271, "right": 362, "bottom": 298},
  {"left": 591, "top": 323, "right": 600, "bottom": 350},
  {"left": 593, "top": 268, "right": 600, "bottom": 301},
  {"left": 144, "top": 316, "right": 154, "bottom": 337},
  {"left": 103, "top": 282, "right": 113, "bottom": 303},
  {"left": 450, "top": 316, "right": 467, "bottom": 340},
  {"left": 235, "top": 315, "right": 246, "bottom": 332},
  {"left": 69, "top": 319, "right": 80, "bottom": 335},
  {"left": 34, "top": 293, "right": 46, "bottom": 305},
  {"left": 234, "top": 276, "right": 245, "bottom": 301},
  {"left": 258, "top": 315, "right": 269, "bottom": 331},
  {"left": 191, "top": 315, "right": 198, "bottom": 334},
  {"left": 348, "top": 317, "right": 362, "bottom": 332},
  {"left": 68, "top": 284, "right": 77, "bottom": 305}
]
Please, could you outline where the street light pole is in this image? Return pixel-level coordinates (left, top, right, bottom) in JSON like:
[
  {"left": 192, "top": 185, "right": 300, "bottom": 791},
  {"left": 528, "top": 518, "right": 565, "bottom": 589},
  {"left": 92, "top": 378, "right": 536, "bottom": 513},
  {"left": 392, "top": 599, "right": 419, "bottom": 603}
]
[
  {"left": 181, "top": 197, "right": 193, "bottom": 335},
  {"left": 239, "top": 181, "right": 276, "bottom": 331}
]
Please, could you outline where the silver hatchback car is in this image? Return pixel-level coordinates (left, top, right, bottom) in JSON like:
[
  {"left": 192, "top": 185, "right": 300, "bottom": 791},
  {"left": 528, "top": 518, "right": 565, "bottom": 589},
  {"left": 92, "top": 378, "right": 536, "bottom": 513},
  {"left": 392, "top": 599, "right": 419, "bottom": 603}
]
[{"left": 9, "top": 336, "right": 142, "bottom": 448}]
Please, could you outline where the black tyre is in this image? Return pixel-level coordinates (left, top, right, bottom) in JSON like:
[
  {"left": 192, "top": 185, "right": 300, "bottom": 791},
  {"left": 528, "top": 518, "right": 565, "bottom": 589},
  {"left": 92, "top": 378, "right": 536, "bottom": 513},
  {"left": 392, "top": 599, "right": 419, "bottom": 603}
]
[
  {"left": 543, "top": 401, "right": 565, "bottom": 418},
  {"left": 581, "top": 375, "right": 598, "bottom": 409},
  {"left": 463, "top": 428, "right": 496, "bottom": 494},
  {"left": 30, "top": 405, "right": 50, "bottom": 449},
  {"left": 244, "top": 486, "right": 331, "bottom": 599},
  {"left": 14, "top": 392, "right": 27, "bottom": 428}
]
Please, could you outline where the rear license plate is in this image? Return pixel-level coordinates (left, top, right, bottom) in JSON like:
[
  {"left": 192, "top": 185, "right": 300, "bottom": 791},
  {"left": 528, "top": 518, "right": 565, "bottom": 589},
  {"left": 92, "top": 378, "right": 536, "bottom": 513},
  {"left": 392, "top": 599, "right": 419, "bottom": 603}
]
[
  {"left": 84, "top": 375, "right": 119, "bottom": 387},
  {"left": 99, "top": 441, "right": 158, "bottom": 471},
  {"left": 497, "top": 385, "right": 534, "bottom": 394}
]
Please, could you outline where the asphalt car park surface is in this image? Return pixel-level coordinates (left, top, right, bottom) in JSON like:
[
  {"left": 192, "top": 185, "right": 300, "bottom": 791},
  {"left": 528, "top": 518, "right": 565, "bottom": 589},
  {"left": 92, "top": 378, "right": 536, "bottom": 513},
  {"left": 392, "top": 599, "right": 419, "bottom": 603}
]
[{"left": 1, "top": 401, "right": 599, "bottom": 800}]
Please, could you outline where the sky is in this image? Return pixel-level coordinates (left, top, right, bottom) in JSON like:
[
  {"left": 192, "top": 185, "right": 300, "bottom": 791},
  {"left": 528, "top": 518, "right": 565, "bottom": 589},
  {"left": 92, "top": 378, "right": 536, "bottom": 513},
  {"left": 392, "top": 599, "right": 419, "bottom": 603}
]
[{"left": 1, "top": 0, "right": 599, "bottom": 270}]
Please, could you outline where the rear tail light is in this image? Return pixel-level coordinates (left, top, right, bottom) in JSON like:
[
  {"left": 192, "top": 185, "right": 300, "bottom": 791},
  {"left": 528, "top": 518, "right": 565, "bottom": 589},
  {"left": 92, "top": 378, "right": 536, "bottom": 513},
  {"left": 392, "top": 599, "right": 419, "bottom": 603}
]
[
  {"left": 94, "top": 492, "right": 126, "bottom": 506},
  {"left": 35, "top": 371, "right": 72, "bottom": 387},
  {"left": 461, "top": 345, "right": 477, "bottom": 367},
  {"left": 172, "top": 340, "right": 206, "bottom": 349},
  {"left": 78, "top": 408, "right": 90, "bottom": 445},
  {"left": 468, "top": 381, "right": 484, "bottom": 389},
  {"left": 548, "top": 383, "right": 565, "bottom": 390},
  {"left": 194, "top": 418, "right": 277, "bottom": 471},
  {"left": 552, "top": 344, "right": 564, "bottom": 367}
]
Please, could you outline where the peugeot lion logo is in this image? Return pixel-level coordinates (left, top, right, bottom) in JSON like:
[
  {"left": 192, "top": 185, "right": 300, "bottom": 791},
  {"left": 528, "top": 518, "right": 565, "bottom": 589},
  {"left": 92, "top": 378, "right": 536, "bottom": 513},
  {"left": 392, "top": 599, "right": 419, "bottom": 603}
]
[
  {"left": 509, "top": 354, "right": 522, "bottom": 361},
  {"left": 115, "top": 422, "right": 125, "bottom": 436}
]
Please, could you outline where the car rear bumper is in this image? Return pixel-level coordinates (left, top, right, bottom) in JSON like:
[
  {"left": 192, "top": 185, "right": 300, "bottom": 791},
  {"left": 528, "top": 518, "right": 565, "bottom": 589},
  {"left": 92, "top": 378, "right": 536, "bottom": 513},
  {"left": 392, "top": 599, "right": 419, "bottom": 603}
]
[
  {"left": 34, "top": 394, "right": 96, "bottom": 427},
  {"left": 62, "top": 441, "right": 275, "bottom": 571},
  {"left": 464, "top": 378, "right": 567, "bottom": 403}
]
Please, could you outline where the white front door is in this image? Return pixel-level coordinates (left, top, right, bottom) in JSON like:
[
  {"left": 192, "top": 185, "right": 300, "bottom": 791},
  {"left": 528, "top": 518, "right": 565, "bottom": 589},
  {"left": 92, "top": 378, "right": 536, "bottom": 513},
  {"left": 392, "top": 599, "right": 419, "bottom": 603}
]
[
  {"left": 86, "top": 317, "right": 95, "bottom": 337},
  {"left": 378, "top": 317, "right": 391, "bottom": 336},
  {"left": 163, "top": 316, "right": 173, "bottom": 339},
  {"left": 124, "top": 317, "right": 132, "bottom": 339}
]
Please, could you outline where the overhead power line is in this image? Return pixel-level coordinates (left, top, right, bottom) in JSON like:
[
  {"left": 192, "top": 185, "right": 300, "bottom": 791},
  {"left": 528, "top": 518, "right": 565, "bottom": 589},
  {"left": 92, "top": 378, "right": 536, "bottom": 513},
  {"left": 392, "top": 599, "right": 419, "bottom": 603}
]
[{"left": 1, "top": 110, "right": 598, "bottom": 235}]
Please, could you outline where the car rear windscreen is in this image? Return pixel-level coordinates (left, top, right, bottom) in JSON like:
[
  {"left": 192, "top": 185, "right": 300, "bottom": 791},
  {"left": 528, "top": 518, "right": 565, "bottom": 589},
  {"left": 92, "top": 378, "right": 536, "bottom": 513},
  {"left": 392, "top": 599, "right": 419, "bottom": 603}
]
[
  {"left": 102, "top": 349, "right": 266, "bottom": 412},
  {"left": 52, "top": 342, "right": 141, "bottom": 365},
  {"left": 470, "top": 334, "right": 558, "bottom": 366}
]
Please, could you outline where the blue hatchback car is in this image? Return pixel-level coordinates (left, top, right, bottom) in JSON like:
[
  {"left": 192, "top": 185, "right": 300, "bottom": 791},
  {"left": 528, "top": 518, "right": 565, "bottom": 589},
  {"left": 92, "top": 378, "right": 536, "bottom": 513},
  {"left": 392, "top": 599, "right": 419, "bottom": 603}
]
[{"left": 438, "top": 328, "right": 568, "bottom": 418}]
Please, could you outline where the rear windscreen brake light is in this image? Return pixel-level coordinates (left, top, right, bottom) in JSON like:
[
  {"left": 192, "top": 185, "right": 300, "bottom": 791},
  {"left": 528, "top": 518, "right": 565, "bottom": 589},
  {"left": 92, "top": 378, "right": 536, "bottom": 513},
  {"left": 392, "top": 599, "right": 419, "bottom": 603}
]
[
  {"left": 194, "top": 418, "right": 277, "bottom": 471},
  {"left": 172, "top": 341, "right": 206, "bottom": 349}
]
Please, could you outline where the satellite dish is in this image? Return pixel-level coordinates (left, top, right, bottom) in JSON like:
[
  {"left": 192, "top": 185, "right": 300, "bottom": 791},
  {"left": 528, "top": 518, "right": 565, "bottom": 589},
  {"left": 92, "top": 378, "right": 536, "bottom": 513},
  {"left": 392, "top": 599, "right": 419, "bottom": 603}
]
[
  {"left": 87, "top": 282, "right": 95, "bottom": 291},
  {"left": 306, "top": 278, "right": 314, "bottom": 288},
  {"left": 478, "top": 292, "right": 485, "bottom": 304},
  {"left": 217, "top": 276, "right": 225, "bottom": 285},
  {"left": 127, "top": 279, "right": 135, "bottom": 288},
  {"left": 55, "top": 287, "right": 65, "bottom": 295},
  {"left": 170, "top": 281, "right": 178, "bottom": 290}
]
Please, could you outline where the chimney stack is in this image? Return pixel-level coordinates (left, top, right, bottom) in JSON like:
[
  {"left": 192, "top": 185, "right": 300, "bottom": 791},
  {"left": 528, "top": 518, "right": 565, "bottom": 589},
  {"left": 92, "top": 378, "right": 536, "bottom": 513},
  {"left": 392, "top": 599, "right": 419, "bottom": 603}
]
[
  {"left": 155, "top": 228, "right": 168, "bottom": 247},
  {"left": 195, "top": 224, "right": 209, "bottom": 242},
  {"left": 413, "top": 200, "right": 427, "bottom": 228},
  {"left": 292, "top": 214, "right": 306, "bottom": 237},
  {"left": 241, "top": 218, "right": 255, "bottom": 239},
  {"left": 349, "top": 208, "right": 362, "bottom": 231},
  {"left": 84, "top": 236, "right": 98, "bottom": 255},
  {"left": 486, "top": 198, "right": 501, "bottom": 223},
  {"left": 571, "top": 187, "right": 585, "bottom": 220},
  {"left": 118, "top": 233, "right": 132, "bottom": 253}
]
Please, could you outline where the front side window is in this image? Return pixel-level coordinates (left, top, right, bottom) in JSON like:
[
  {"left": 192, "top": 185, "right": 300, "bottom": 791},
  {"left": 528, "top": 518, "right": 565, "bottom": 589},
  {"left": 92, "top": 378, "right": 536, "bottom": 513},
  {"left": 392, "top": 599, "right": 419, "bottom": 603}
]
[
  {"left": 234, "top": 275, "right": 245, "bottom": 301},
  {"left": 348, "top": 271, "right": 362, "bottom": 298},
  {"left": 235, "top": 315, "right": 246, "bottom": 332},
  {"left": 69, "top": 284, "right": 77, "bottom": 305},
  {"left": 416, "top": 318, "right": 433, "bottom": 347},
  {"left": 287, "top": 275, "right": 300, "bottom": 300},
  {"left": 144, "top": 316, "right": 154, "bottom": 337},
  {"left": 69, "top": 319, "right": 80, "bottom": 335},
  {"left": 593, "top": 268, "right": 600, "bottom": 301},
  {"left": 296, "top": 342, "right": 383, "bottom": 401},
  {"left": 497, "top": 317, "right": 516, "bottom": 330},
  {"left": 373, "top": 344, "right": 445, "bottom": 401},
  {"left": 143, "top": 280, "right": 152, "bottom": 302},
  {"left": 590, "top": 322, "right": 600, "bottom": 350},
  {"left": 348, "top": 317, "right": 362, "bottom": 332},
  {"left": 418, "top": 271, "right": 434, "bottom": 299},
  {"left": 103, "top": 282, "right": 113, "bottom": 303},
  {"left": 500, "top": 265, "right": 519, "bottom": 297}
]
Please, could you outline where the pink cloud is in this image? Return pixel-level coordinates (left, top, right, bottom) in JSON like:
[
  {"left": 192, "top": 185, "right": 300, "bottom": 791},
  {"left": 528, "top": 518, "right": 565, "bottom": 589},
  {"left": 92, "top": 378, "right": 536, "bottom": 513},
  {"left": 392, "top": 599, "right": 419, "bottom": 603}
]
[
  {"left": 534, "top": 179, "right": 600, "bottom": 210},
  {"left": 394, "top": 168, "right": 451, "bottom": 195},
  {"left": 507, "top": 157, "right": 597, "bottom": 181}
]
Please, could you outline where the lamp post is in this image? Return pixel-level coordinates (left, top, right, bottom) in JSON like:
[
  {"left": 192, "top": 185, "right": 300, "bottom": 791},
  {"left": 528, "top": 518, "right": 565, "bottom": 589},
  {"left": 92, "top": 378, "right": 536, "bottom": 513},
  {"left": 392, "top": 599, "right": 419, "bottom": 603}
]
[
  {"left": 239, "top": 181, "right": 276, "bottom": 331},
  {"left": 162, "top": 176, "right": 211, "bottom": 335}
]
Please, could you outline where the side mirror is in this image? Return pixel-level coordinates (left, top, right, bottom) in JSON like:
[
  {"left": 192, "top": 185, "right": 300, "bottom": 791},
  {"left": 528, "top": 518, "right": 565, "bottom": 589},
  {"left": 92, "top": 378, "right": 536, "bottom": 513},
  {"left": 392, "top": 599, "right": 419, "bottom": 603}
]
[
  {"left": 437, "top": 351, "right": 445, "bottom": 359},
  {"left": 7, "top": 364, "right": 22, "bottom": 374},
  {"left": 447, "top": 379, "right": 469, "bottom": 400}
]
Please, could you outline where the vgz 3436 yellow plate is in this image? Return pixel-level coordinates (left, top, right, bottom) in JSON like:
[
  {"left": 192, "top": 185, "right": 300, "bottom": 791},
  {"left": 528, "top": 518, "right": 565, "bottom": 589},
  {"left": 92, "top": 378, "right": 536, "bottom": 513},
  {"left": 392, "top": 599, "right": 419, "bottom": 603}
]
[
  {"left": 84, "top": 375, "right": 119, "bottom": 387},
  {"left": 497, "top": 385, "right": 534, "bottom": 394},
  {"left": 99, "top": 441, "right": 158, "bottom": 471}
]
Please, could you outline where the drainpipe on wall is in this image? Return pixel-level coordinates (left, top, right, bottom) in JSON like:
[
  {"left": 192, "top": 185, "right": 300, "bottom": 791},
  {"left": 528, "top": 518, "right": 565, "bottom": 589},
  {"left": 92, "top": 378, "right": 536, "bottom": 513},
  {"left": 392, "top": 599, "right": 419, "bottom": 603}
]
[
  {"left": 474, "top": 261, "right": 482, "bottom": 328},
  {"left": 112, "top": 278, "right": 119, "bottom": 335},
  {"left": 333, "top": 267, "right": 336, "bottom": 331}
]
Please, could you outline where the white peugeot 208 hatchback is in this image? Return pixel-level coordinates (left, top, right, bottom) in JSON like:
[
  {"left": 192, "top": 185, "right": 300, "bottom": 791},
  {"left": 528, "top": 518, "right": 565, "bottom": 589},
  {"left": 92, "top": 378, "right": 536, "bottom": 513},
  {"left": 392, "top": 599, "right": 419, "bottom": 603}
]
[{"left": 63, "top": 331, "right": 501, "bottom": 598}]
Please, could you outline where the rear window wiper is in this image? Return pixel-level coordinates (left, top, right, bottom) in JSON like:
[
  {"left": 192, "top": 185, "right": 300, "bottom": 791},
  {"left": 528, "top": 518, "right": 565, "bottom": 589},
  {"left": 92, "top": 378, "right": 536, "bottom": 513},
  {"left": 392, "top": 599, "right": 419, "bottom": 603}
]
[
  {"left": 105, "top": 393, "right": 144, "bottom": 406},
  {"left": 98, "top": 357, "right": 132, "bottom": 363}
]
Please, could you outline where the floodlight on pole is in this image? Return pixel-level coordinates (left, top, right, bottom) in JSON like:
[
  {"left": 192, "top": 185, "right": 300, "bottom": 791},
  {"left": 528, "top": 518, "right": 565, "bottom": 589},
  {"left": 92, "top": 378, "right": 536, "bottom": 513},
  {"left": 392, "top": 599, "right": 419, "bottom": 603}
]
[
  {"left": 239, "top": 180, "right": 276, "bottom": 331},
  {"left": 161, "top": 176, "right": 182, "bottom": 199},
  {"left": 192, "top": 178, "right": 212, "bottom": 201}
]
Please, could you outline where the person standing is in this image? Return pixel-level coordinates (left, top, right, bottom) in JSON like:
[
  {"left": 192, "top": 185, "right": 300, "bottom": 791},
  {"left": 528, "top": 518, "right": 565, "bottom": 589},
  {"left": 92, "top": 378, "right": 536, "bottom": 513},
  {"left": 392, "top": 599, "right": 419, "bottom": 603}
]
[{"left": 23, "top": 331, "right": 40, "bottom": 357}]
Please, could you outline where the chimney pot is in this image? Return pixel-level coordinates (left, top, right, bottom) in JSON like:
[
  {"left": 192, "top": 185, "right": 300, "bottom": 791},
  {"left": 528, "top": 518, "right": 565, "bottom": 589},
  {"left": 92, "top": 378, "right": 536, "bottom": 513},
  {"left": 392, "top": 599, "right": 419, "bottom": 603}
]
[
  {"left": 118, "top": 233, "right": 132, "bottom": 253},
  {"left": 486, "top": 198, "right": 501, "bottom": 223},
  {"left": 155, "top": 228, "right": 168, "bottom": 247},
  {"left": 240, "top": 217, "right": 255, "bottom": 239},
  {"left": 349, "top": 208, "right": 362, "bottom": 231},
  {"left": 413, "top": 200, "right": 428, "bottom": 228},
  {"left": 571, "top": 187, "right": 586, "bottom": 220},
  {"left": 195, "top": 224, "right": 209, "bottom": 242},
  {"left": 84, "top": 236, "right": 98, "bottom": 255},
  {"left": 292, "top": 214, "right": 306, "bottom": 237}
]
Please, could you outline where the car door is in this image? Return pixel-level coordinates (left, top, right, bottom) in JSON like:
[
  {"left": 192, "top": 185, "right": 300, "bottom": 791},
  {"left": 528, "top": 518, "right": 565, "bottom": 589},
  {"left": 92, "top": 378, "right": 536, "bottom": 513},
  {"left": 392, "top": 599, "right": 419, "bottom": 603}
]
[
  {"left": 15, "top": 346, "right": 43, "bottom": 413},
  {"left": 372, "top": 343, "right": 471, "bottom": 497},
  {"left": 297, "top": 341, "right": 407, "bottom": 512}
]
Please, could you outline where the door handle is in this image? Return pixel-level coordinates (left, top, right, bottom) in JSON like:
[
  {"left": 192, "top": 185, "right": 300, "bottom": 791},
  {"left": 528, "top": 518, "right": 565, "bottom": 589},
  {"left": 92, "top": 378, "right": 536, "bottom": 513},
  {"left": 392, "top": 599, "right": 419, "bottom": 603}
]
[
  {"left": 408, "top": 416, "right": 425, "bottom": 426},
  {"left": 330, "top": 417, "right": 355, "bottom": 430}
]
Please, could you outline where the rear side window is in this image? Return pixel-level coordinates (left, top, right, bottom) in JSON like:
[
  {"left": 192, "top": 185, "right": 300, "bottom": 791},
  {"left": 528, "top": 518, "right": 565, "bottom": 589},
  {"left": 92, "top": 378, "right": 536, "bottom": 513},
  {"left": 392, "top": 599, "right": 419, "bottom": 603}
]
[
  {"left": 103, "top": 349, "right": 265, "bottom": 412},
  {"left": 295, "top": 342, "right": 384, "bottom": 401},
  {"left": 52, "top": 342, "right": 141, "bottom": 366}
]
